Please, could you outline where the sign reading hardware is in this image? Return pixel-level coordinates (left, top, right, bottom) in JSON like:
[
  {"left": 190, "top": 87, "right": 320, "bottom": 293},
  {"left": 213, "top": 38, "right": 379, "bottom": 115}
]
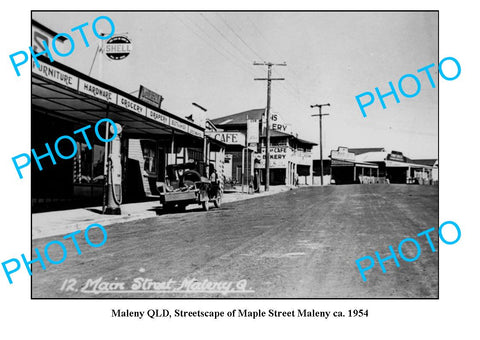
[{"left": 79, "top": 79, "right": 116, "bottom": 103}]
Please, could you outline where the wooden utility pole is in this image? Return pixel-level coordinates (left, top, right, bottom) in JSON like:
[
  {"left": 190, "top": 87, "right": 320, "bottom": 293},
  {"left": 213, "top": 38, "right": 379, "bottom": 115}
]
[
  {"left": 311, "top": 103, "right": 331, "bottom": 186},
  {"left": 254, "top": 61, "right": 286, "bottom": 191}
]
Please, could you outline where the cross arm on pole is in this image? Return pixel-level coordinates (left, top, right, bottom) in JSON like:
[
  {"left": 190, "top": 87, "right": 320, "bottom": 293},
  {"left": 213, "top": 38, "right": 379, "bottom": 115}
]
[{"left": 253, "top": 61, "right": 287, "bottom": 66}]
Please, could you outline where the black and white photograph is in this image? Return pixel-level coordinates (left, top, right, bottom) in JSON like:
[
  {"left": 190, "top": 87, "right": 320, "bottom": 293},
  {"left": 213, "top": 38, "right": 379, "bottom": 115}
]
[
  {"left": 29, "top": 11, "right": 439, "bottom": 299},
  {"left": 5, "top": 0, "right": 480, "bottom": 338}
]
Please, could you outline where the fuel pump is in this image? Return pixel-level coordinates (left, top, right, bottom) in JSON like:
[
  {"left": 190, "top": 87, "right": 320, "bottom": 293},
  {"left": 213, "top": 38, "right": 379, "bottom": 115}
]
[{"left": 105, "top": 123, "right": 123, "bottom": 214}]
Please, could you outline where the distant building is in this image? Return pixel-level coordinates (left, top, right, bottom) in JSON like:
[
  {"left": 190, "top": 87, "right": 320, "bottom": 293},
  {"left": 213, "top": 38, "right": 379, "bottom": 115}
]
[
  {"left": 328, "top": 147, "right": 437, "bottom": 184},
  {"left": 210, "top": 109, "right": 316, "bottom": 186}
]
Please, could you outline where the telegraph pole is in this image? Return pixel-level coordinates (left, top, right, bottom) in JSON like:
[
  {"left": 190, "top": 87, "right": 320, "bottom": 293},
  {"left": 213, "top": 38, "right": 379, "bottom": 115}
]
[
  {"left": 311, "top": 103, "right": 330, "bottom": 186},
  {"left": 254, "top": 61, "right": 286, "bottom": 191}
]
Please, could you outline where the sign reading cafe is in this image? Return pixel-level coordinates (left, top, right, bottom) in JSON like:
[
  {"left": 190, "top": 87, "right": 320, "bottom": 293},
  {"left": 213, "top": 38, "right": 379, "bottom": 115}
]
[{"left": 206, "top": 132, "right": 246, "bottom": 146}]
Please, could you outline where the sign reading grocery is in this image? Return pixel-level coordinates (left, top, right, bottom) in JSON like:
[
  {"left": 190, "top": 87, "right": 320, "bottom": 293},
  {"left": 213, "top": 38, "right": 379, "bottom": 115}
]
[
  {"left": 105, "top": 35, "right": 132, "bottom": 60},
  {"left": 117, "top": 94, "right": 145, "bottom": 116}
]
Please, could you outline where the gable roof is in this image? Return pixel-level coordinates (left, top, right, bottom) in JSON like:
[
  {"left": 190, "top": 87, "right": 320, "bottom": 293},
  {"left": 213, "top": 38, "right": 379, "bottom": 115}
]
[
  {"left": 260, "top": 130, "right": 317, "bottom": 145},
  {"left": 348, "top": 147, "right": 386, "bottom": 155},
  {"left": 210, "top": 108, "right": 265, "bottom": 126},
  {"left": 410, "top": 159, "right": 438, "bottom": 166}
]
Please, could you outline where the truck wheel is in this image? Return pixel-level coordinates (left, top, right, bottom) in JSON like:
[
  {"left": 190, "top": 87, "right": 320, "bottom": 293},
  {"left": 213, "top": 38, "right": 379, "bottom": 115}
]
[
  {"left": 177, "top": 204, "right": 187, "bottom": 212},
  {"left": 213, "top": 197, "right": 221, "bottom": 208},
  {"left": 202, "top": 201, "right": 209, "bottom": 211},
  {"left": 163, "top": 203, "right": 174, "bottom": 212}
]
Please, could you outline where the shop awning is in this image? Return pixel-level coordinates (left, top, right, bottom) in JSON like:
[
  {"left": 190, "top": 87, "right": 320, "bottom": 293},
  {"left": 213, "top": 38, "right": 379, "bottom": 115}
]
[
  {"left": 385, "top": 160, "right": 433, "bottom": 169},
  {"left": 331, "top": 158, "right": 378, "bottom": 169},
  {"left": 32, "top": 56, "right": 205, "bottom": 142},
  {"left": 206, "top": 135, "right": 227, "bottom": 152}
]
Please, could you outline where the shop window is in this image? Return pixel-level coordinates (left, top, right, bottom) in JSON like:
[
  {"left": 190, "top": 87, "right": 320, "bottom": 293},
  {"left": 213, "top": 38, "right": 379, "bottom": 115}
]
[
  {"left": 187, "top": 148, "right": 203, "bottom": 162},
  {"left": 74, "top": 143, "right": 105, "bottom": 184},
  {"left": 271, "top": 139, "right": 287, "bottom": 146},
  {"left": 141, "top": 140, "right": 157, "bottom": 175}
]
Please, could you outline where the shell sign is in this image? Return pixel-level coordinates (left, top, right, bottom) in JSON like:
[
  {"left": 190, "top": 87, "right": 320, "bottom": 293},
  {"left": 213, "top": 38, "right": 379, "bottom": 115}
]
[{"left": 105, "top": 36, "right": 132, "bottom": 60}]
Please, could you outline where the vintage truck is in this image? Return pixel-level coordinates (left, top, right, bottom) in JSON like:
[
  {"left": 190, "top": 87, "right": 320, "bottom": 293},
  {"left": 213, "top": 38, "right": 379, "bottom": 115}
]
[{"left": 157, "top": 163, "right": 222, "bottom": 212}]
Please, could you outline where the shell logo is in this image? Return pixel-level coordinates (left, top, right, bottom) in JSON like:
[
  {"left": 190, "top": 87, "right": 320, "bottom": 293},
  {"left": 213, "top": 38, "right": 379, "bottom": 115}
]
[{"left": 105, "top": 36, "right": 132, "bottom": 60}]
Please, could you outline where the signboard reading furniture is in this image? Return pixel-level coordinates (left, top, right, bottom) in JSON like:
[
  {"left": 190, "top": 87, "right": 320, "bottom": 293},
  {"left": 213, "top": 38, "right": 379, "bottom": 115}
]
[{"left": 32, "top": 60, "right": 78, "bottom": 90}]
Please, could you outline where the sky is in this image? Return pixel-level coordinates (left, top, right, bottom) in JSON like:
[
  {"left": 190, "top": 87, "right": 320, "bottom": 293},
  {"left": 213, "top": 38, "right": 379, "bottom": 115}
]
[{"left": 32, "top": 11, "right": 438, "bottom": 159}]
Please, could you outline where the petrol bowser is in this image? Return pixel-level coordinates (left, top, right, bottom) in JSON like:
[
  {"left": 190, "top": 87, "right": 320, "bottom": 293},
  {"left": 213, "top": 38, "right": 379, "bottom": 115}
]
[{"left": 105, "top": 123, "right": 123, "bottom": 214}]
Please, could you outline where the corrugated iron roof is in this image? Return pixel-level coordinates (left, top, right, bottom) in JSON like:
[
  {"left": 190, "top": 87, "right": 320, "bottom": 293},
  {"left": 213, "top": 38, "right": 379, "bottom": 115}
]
[
  {"left": 210, "top": 108, "right": 265, "bottom": 126},
  {"left": 348, "top": 147, "right": 386, "bottom": 155}
]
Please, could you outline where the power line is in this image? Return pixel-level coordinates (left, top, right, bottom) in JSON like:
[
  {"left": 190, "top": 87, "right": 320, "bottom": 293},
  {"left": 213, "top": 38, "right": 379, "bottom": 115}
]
[
  {"left": 199, "top": 13, "right": 254, "bottom": 65},
  {"left": 176, "top": 14, "right": 258, "bottom": 78},
  {"left": 246, "top": 14, "right": 305, "bottom": 94},
  {"left": 197, "top": 14, "right": 304, "bottom": 105},
  {"left": 179, "top": 14, "right": 306, "bottom": 110},
  {"left": 215, "top": 13, "right": 264, "bottom": 61}
]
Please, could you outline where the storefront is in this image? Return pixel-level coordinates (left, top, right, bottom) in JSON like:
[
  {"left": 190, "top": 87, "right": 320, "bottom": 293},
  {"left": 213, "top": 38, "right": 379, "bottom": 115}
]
[
  {"left": 210, "top": 109, "right": 316, "bottom": 186},
  {"left": 330, "top": 147, "right": 379, "bottom": 184},
  {"left": 205, "top": 130, "right": 252, "bottom": 187},
  {"left": 32, "top": 55, "right": 206, "bottom": 211},
  {"left": 330, "top": 147, "right": 436, "bottom": 185}
]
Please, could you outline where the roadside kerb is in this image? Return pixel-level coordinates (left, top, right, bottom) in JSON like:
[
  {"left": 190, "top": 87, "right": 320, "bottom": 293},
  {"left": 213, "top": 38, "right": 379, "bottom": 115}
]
[{"left": 33, "top": 185, "right": 297, "bottom": 240}]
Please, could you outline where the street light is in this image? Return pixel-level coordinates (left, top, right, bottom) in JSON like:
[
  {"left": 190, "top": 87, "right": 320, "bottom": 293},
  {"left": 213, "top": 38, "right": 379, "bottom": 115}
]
[{"left": 311, "top": 103, "right": 331, "bottom": 186}]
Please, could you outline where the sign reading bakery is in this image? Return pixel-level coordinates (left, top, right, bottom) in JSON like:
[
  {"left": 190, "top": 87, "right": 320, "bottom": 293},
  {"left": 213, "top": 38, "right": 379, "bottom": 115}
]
[{"left": 256, "top": 146, "right": 289, "bottom": 168}]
